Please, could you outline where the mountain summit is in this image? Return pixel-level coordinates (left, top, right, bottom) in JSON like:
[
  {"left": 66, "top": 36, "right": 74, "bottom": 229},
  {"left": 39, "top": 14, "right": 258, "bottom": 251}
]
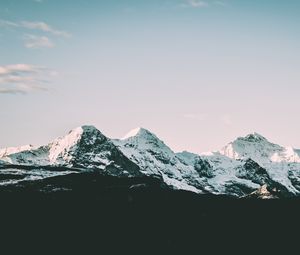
[
  {"left": 243, "top": 132, "right": 268, "bottom": 142},
  {"left": 219, "top": 132, "right": 300, "bottom": 164},
  {"left": 1, "top": 125, "right": 141, "bottom": 177},
  {"left": 121, "top": 127, "right": 155, "bottom": 140},
  {"left": 0, "top": 126, "right": 300, "bottom": 198},
  {"left": 115, "top": 127, "right": 203, "bottom": 193}
]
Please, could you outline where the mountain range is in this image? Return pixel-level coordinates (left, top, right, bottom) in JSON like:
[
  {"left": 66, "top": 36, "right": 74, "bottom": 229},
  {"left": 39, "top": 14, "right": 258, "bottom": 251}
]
[{"left": 1, "top": 125, "right": 300, "bottom": 198}]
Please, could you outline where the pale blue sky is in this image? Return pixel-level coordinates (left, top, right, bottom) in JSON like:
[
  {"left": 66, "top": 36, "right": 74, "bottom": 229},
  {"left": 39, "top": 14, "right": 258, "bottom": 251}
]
[{"left": 0, "top": 0, "right": 300, "bottom": 153}]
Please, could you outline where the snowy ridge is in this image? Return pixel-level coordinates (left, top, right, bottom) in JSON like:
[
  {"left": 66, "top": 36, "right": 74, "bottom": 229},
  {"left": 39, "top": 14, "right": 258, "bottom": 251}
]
[
  {"left": 0, "top": 168, "right": 77, "bottom": 186},
  {"left": 0, "top": 125, "right": 141, "bottom": 177},
  {"left": 1, "top": 126, "right": 93, "bottom": 166},
  {"left": 271, "top": 146, "right": 300, "bottom": 163},
  {"left": 217, "top": 133, "right": 300, "bottom": 194},
  {"left": 0, "top": 144, "right": 35, "bottom": 158},
  {"left": 121, "top": 127, "right": 144, "bottom": 140},
  {"left": 114, "top": 128, "right": 205, "bottom": 193},
  {"left": 219, "top": 133, "right": 300, "bottom": 164},
  {"left": 48, "top": 126, "right": 85, "bottom": 164},
  {"left": 1, "top": 127, "right": 300, "bottom": 198}
]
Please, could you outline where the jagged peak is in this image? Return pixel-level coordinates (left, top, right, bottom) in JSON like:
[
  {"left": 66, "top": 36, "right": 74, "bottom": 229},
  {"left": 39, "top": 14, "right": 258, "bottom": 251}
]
[
  {"left": 65, "top": 125, "right": 107, "bottom": 140},
  {"left": 119, "top": 127, "right": 175, "bottom": 155},
  {"left": 238, "top": 132, "right": 268, "bottom": 143},
  {"left": 81, "top": 125, "right": 99, "bottom": 131},
  {"left": 48, "top": 125, "right": 108, "bottom": 163},
  {"left": 219, "top": 133, "right": 271, "bottom": 156},
  {"left": 121, "top": 127, "right": 157, "bottom": 140},
  {"left": 0, "top": 144, "right": 35, "bottom": 157},
  {"left": 68, "top": 125, "right": 100, "bottom": 134}
]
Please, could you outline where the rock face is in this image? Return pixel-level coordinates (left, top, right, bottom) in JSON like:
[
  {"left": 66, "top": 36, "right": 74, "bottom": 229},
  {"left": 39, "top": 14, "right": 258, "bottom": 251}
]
[
  {"left": 219, "top": 132, "right": 300, "bottom": 164},
  {"left": 1, "top": 126, "right": 300, "bottom": 198},
  {"left": 114, "top": 128, "right": 205, "bottom": 193},
  {"left": 1, "top": 126, "right": 142, "bottom": 177},
  {"left": 216, "top": 133, "right": 300, "bottom": 195},
  {"left": 236, "top": 159, "right": 272, "bottom": 186},
  {"left": 0, "top": 145, "right": 35, "bottom": 158}
]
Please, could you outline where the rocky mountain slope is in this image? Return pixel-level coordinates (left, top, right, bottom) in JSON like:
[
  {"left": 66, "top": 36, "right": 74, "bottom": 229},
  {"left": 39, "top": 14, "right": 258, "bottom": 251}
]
[
  {"left": 1, "top": 126, "right": 299, "bottom": 198},
  {"left": 0, "top": 126, "right": 141, "bottom": 177}
]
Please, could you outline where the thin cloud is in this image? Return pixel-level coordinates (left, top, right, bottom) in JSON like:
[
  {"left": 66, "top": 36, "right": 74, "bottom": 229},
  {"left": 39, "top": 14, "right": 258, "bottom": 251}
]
[
  {"left": 180, "top": 0, "right": 209, "bottom": 8},
  {"left": 179, "top": 0, "right": 227, "bottom": 8},
  {"left": 0, "top": 64, "right": 39, "bottom": 75},
  {"left": 0, "top": 85, "right": 47, "bottom": 95},
  {"left": 0, "top": 20, "right": 18, "bottom": 28},
  {"left": 214, "top": 1, "right": 226, "bottom": 6},
  {"left": 0, "top": 19, "right": 70, "bottom": 49},
  {"left": 0, "top": 19, "right": 71, "bottom": 38},
  {"left": 0, "top": 88, "right": 27, "bottom": 94},
  {"left": 20, "top": 21, "right": 71, "bottom": 37},
  {"left": 0, "top": 64, "right": 54, "bottom": 95},
  {"left": 24, "top": 34, "right": 55, "bottom": 49}
]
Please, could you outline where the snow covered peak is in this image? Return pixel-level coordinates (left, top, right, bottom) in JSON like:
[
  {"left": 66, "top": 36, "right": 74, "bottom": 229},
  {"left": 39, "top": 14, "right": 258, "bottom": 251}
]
[
  {"left": 0, "top": 144, "right": 35, "bottom": 158},
  {"left": 242, "top": 133, "right": 268, "bottom": 142},
  {"left": 66, "top": 125, "right": 101, "bottom": 137},
  {"left": 219, "top": 133, "right": 281, "bottom": 164},
  {"left": 115, "top": 130, "right": 204, "bottom": 193},
  {"left": 121, "top": 127, "right": 156, "bottom": 140},
  {"left": 66, "top": 125, "right": 106, "bottom": 140},
  {"left": 219, "top": 132, "right": 300, "bottom": 164},
  {"left": 80, "top": 125, "right": 100, "bottom": 133},
  {"left": 118, "top": 127, "right": 171, "bottom": 155},
  {"left": 122, "top": 127, "right": 142, "bottom": 139},
  {"left": 1, "top": 124, "right": 300, "bottom": 197},
  {"left": 48, "top": 127, "right": 84, "bottom": 163},
  {"left": 48, "top": 125, "right": 107, "bottom": 164},
  {"left": 271, "top": 146, "right": 300, "bottom": 163}
]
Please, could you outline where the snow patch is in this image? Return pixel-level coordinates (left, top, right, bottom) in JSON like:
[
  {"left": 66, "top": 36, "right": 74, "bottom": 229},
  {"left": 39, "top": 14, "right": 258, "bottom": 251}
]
[
  {"left": 0, "top": 145, "right": 35, "bottom": 158},
  {"left": 121, "top": 127, "right": 144, "bottom": 140}
]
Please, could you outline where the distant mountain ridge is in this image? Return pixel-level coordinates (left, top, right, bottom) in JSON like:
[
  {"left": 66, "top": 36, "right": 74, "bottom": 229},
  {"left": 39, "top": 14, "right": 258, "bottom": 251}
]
[
  {"left": 219, "top": 132, "right": 300, "bottom": 164},
  {"left": 1, "top": 125, "right": 300, "bottom": 198}
]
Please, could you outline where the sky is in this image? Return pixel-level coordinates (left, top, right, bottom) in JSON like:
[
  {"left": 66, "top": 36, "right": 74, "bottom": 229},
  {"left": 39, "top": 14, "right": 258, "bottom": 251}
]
[{"left": 0, "top": 0, "right": 300, "bottom": 153}]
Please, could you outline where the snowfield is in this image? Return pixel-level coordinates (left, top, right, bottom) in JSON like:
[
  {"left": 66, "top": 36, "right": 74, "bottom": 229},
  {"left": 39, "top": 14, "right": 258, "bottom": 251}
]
[{"left": 0, "top": 126, "right": 299, "bottom": 198}]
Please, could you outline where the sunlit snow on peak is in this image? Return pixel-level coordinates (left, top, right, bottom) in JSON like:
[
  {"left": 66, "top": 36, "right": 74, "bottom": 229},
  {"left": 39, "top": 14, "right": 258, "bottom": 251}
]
[
  {"left": 241, "top": 132, "right": 268, "bottom": 142},
  {"left": 0, "top": 144, "right": 35, "bottom": 158},
  {"left": 121, "top": 127, "right": 155, "bottom": 140},
  {"left": 121, "top": 127, "right": 143, "bottom": 140},
  {"left": 68, "top": 125, "right": 98, "bottom": 135}
]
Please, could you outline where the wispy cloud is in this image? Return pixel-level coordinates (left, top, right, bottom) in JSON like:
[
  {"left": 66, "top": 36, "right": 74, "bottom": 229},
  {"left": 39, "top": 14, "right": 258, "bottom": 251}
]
[
  {"left": 214, "top": 1, "right": 226, "bottom": 6},
  {"left": 179, "top": 0, "right": 227, "bottom": 8},
  {"left": 0, "top": 19, "right": 71, "bottom": 38},
  {"left": 180, "top": 0, "right": 209, "bottom": 8},
  {"left": 24, "top": 34, "right": 54, "bottom": 49},
  {"left": 0, "top": 64, "right": 54, "bottom": 94},
  {"left": 20, "top": 21, "right": 71, "bottom": 37},
  {"left": 0, "top": 19, "right": 70, "bottom": 49},
  {"left": 0, "top": 20, "right": 18, "bottom": 28}
]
